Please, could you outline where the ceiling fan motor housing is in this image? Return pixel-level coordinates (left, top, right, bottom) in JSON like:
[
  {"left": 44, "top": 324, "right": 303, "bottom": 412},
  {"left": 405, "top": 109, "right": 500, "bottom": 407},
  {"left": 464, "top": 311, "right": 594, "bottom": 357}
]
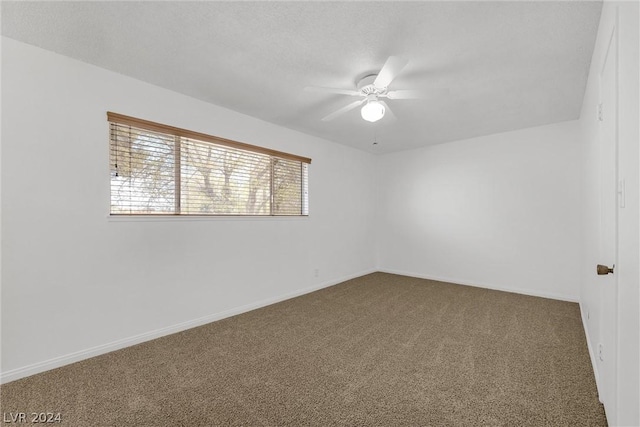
[{"left": 357, "top": 74, "right": 386, "bottom": 96}]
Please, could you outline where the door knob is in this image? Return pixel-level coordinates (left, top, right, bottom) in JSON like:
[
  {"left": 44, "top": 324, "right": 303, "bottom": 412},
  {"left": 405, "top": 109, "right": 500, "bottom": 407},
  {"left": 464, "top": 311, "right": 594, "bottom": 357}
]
[{"left": 597, "top": 264, "right": 614, "bottom": 275}]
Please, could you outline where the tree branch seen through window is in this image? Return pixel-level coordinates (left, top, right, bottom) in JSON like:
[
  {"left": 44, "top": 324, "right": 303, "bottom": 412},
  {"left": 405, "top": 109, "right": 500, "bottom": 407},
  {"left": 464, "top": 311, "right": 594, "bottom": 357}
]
[{"left": 108, "top": 114, "right": 310, "bottom": 216}]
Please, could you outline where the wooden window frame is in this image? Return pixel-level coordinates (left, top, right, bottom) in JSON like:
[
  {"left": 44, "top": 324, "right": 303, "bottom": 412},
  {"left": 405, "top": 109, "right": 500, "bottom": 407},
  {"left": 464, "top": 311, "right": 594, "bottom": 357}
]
[
  {"left": 107, "top": 112, "right": 311, "bottom": 164},
  {"left": 108, "top": 112, "right": 311, "bottom": 217}
]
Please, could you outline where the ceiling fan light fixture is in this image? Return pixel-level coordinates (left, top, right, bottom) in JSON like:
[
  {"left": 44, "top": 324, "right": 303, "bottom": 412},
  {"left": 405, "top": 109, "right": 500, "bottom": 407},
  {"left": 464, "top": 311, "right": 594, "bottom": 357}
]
[{"left": 361, "top": 100, "right": 385, "bottom": 122}]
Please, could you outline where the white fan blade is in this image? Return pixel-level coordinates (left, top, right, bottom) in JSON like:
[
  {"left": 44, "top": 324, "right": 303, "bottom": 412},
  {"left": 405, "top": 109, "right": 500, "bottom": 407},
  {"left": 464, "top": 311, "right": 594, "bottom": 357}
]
[
  {"left": 304, "top": 86, "right": 360, "bottom": 96},
  {"left": 373, "top": 56, "right": 409, "bottom": 89},
  {"left": 386, "top": 88, "right": 450, "bottom": 99},
  {"left": 380, "top": 101, "right": 397, "bottom": 122},
  {"left": 321, "top": 99, "right": 366, "bottom": 121}
]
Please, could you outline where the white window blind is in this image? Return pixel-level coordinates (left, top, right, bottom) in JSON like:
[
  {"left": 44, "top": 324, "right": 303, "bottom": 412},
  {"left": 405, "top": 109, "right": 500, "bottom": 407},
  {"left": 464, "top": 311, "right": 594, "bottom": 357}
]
[{"left": 109, "top": 113, "right": 310, "bottom": 216}]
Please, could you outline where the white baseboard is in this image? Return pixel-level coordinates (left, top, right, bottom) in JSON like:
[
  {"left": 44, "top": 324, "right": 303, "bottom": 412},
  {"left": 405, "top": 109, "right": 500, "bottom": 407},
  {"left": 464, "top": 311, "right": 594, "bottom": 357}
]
[
  {"left": 377, "top": 268, "right": 579, "bottom": 302},
  {"left": 0, "top": 268, "right": 580, "bottom": 384},
  {"left": 579, "top": 301, "right": 602, "bottom": 402},
  {"left": 0, "top": 268, "right": 376, "bottom": 384}
]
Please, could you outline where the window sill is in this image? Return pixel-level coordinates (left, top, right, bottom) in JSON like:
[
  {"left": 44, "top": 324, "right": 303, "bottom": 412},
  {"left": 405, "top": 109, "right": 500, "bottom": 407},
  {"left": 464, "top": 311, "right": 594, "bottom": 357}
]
[{"left": 107, "top": 214, "right": 310, "bottom": 222}]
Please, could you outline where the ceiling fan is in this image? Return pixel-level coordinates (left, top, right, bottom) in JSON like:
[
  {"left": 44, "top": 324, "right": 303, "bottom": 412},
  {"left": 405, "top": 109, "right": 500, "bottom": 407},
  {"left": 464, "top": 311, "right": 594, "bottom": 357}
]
[{"left": 305, "top": 56, "right": 442, "bottom": 123}]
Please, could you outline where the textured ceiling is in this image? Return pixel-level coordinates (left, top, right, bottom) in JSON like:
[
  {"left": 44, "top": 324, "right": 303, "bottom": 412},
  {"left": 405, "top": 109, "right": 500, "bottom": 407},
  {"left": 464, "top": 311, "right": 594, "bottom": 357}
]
[{"left": 2, "top": 1, "right": 602, "bottom": 153}]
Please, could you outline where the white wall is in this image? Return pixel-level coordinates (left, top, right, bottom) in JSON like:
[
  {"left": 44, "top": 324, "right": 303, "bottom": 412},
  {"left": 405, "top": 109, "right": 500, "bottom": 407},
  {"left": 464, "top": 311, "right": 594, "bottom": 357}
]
[
  {"left": 0, "top": 37, "right": 377, "bottom": 381},
  {"left": 377, "top": 121, "right": 583, "bottom": 301},
  {"left": 579, "top": 2, "right": 639, "bottom": 425}
]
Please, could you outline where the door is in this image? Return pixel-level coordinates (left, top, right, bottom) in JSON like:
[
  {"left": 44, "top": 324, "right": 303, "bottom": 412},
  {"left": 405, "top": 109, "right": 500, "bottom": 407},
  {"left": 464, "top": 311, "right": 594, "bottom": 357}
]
[{"left": 598, "top": 22, "right": 618, "bottom": 425}]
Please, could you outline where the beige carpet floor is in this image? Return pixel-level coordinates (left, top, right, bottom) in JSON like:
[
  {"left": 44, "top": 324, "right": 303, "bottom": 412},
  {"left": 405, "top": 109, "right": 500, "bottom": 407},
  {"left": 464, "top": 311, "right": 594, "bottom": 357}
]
[{"left": 1, "top": 273, "right": 606, "bottom": 426}]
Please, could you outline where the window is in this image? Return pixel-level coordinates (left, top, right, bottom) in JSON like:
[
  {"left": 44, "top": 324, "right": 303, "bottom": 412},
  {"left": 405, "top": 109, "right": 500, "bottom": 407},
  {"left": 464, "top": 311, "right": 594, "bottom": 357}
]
[{"left": 108, "top": 112, "right": 310, "bottom": 216}]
